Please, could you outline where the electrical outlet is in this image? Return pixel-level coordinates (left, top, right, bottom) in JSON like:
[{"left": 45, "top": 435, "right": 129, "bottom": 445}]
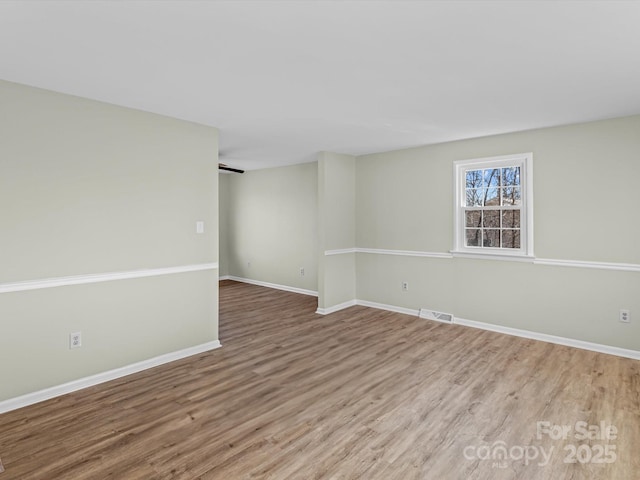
[
  {"left": 69, "top": 332, "right": 82, "bottom": 349},
  {"left": 402, "top": 281, "right": 409, "bottom": 291},
  {"left": 196, "top": 221, "right": 204, "bottom": 234},
  {"left": 300, "top": 267, "right": 305, "bottom": 276},
  {"left": 620, "top": 309, "right": 630, "bottom": 323}
]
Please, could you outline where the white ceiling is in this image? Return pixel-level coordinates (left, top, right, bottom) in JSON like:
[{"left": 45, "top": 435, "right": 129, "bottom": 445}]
[{"left": 1, "top": 1, "right": 640, "bottom": 170}]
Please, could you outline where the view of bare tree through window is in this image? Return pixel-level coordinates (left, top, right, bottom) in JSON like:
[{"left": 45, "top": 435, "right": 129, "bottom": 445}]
[{"left": 464, "top": 166, "right": 521, "bottom": 249}]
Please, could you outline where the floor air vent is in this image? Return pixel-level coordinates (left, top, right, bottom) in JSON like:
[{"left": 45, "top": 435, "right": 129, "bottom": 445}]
[{"left": 419, "top": 308, "right": 454, "bottom": 324}]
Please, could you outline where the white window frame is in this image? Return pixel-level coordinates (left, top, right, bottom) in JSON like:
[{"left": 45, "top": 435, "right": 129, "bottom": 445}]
[{"left": 452, "top": 152, "right": 534, "bottom": 259}]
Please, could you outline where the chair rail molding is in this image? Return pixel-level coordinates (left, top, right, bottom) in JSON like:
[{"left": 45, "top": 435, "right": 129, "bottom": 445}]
[{"left": 0, "top": 263, "right": 219, "bottom": 294}]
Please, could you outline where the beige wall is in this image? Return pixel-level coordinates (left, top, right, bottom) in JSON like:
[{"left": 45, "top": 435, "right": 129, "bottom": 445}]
[
  {"left": 222, "top": 115, "right": 639, "bottom": 352},
  {"left": 355, "top": 115, "right": 640, "bottom": 351},
  {"left": 0, "top": 80, "right": 219, "bottom": 401},
  {"left": 225, "top": 162, "right": 318, "bottom": 291},
  {"left": 10, "top": 78, "right": 636, "bottom": 404},
  {"left": 317, "top": 152, "right": 356, "bottom": 309}
]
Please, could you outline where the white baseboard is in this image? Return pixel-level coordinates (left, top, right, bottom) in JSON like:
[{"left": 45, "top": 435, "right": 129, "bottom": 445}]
[
  {"left": 454, "top": 317, "right": 640, "bottom": 361},
  {"left": 0, "top": 340, "right": 221, "bottom": 414},
  {"left": 316, "top": 299, "right": 419, "bottom": 316},
  {"left": 355, "top": 299, "right": 420, "bottom": 317},
  {"left": 315, "top": 297, "right": 640, "bottom": 361},
  {"left": 219, "top": 275, "right": 231, "bottom": 280},
  {"left": 316, "top": 299, "right": 357, "bottom": 315},
  {"left": 227, "top": 276, "right": 318, "bottom": 297}
]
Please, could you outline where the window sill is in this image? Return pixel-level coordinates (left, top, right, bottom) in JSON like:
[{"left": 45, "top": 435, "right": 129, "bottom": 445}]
[{"left": 450, "top": 250, "right": 535, "bottom": 263}]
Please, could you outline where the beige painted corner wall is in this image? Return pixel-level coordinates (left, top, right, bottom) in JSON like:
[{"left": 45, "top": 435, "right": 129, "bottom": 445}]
[
  {"left": 317, "top": 152, "right": 356, "bottom": 309},
  {"left": 0, "top": 80, "right": 219, "bottom": 401},
  {"left": 224, "top": 162, "right": 318, "bottom": 291},
  {"left": 355, "top": 115, "right": 640, "bottom": 351}
]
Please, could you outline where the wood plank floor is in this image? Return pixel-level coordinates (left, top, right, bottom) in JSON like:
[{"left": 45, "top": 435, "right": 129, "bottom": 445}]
[{"left": 1, "top": 280, "right": 639, "bottom": 479}]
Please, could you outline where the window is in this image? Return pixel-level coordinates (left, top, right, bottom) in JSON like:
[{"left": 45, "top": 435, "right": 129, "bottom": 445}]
[{"left": 453, "top": 153, "right": 533, "bottom": 258}]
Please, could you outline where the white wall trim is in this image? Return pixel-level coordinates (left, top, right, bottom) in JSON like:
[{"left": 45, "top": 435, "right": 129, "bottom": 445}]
[
  {"left": 355, "top": 299, "right": 420, "bottom": 316},
  {"left": 451, "top": 251, "right": 536, "bottom": 263},
  {"left": 227, "top": 276, "right": 318, "bottom": 297},
  {"left": 324, "top": 247, "right": 453, "bottom": 259},
  {"left": 0, "top": 340, "right": 221, "bottom": 414},
  {"left": 0, "top": 263, "right": 219, "bottom": 294},
  {"left": 316, "top": 299, "right": 357, "bottom": 315},
  {"left": 454, "top": 317, "right": 640, "bottom": 361},
  {"left": 219, "top": 275, "right": 231, "bottom": 280},
  {"left": 356, "top": 248, "right": 453, "bottom": 259},
  {"left": 534, "top": 257, "right": 640, "bottom": 273},
  {"left": 323, "top": 247, "right": 640, "bottom": 272},
  {"left": 314, "top": 296, "right": 640, "bottom": 361},
  {"left": 324, "top": 248, "right": 357, "bottom": 256}
]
